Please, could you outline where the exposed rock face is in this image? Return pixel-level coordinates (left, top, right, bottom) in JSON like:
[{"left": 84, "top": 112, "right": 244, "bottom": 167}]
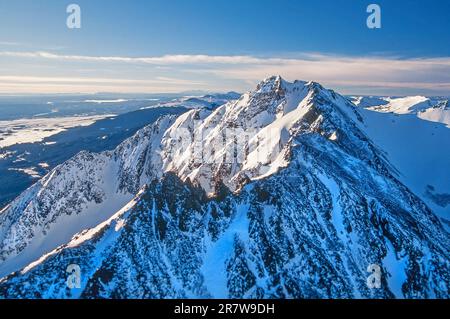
[{"left": 0, "top": 76, "right": 448, "bottom": 298}]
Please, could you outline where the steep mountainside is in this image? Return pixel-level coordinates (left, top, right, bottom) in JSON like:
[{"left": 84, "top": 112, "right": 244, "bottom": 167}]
[
  {"left": 351, "top": 95, "right": 450, "bottom": 222},
  {"left": 0, "top": 77, "right": 448, "bottom": 298}
]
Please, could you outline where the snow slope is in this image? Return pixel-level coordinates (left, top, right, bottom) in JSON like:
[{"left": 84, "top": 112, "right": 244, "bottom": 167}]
[
  {"left": 0, "top": 116, "right": 177, "bottom": 277},
  {"left": 352, "top": 96, "right": 450, "bottom": 221}
]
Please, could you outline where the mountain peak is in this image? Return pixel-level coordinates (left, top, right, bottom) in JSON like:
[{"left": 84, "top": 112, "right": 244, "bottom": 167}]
[
  {"left": 0, "top": 76, "right": 449, "bottom": 298},
  {"left": 255, "top": 75, "right": 284, "bottom": 93},
  {"left": 255, "top": 76, "right": 312, "bottom": 95}
]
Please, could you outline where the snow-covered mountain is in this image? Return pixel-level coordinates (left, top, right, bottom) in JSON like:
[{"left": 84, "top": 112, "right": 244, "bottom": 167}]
[
  {"left": 0, "top": 77, "right": 448, "bottom": 298},
  {"left": 351, "top": 95, "right": 450, "bottom": 126},
  {"left": 350, "top": 95, "right": 450, "bottom": 223}
]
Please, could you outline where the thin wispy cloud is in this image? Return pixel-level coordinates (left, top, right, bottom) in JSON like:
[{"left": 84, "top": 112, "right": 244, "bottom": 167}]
[
  {"left": 0, "top": 41, "right": 23, "bottom": 46},
  {"left": 0, "top": 75, "right": 207, "bottom": 94},
  {"left": 0, "top": 75, "right": 204, "bottom": 85},
  {"left": 1, "top": 50, "right": 450, "bottom": 95},
  {"left": 0, "top": 51, "right": 269, "bottom": 64},
  {"left": 3, "top": 50, "right": 450, "bottom": 66}
]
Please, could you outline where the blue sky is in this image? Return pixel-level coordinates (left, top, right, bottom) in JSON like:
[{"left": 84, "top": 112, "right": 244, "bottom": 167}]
[{"left": 0, "top": 0, "right": 450, "bottom": 95}]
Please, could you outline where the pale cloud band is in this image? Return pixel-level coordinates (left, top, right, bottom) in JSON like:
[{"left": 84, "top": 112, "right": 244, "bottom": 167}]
[{"left": 1, "top": 50, "right": 449, "bottom": 95}]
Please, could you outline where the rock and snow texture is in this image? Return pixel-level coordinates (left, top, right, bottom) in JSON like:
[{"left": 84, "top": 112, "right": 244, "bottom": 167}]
[
  {"left": 0, "top": 116, "right": 176, "bottom": 277},
  {"left": 0, "top": 76, "right": 449, "bottom": 298}
]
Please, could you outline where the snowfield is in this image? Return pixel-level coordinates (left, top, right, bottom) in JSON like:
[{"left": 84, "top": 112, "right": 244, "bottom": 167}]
[{"left": 351, "top": 95, "right": 450, "bottom": 221}]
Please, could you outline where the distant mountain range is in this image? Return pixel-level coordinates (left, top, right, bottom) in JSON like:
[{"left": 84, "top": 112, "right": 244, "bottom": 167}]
[{"left": 0, "top": 77, "right": 448, "bottom": 298}]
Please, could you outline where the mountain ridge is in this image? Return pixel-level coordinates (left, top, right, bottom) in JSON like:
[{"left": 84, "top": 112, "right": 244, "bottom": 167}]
[{"left": 0, "top": 76, "right": 448, "bottom": 298}]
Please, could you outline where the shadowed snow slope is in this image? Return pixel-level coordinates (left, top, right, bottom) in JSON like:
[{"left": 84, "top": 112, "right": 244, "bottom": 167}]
[{"left": 352, "top": 95, "right": 450, "bottom": 221}]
